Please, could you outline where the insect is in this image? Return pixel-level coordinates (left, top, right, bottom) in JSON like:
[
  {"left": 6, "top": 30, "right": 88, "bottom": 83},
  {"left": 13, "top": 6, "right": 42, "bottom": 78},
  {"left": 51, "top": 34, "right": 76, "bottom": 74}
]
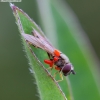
[{"left": 22, "top": 29, "right": 75, "bottom": 81}]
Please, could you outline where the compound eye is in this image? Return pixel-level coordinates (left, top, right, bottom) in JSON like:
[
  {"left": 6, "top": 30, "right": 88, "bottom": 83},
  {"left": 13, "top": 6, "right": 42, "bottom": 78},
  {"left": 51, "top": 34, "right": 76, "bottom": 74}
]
[{"left": 62, "top": 64, "right": 71, "bottom": 76}]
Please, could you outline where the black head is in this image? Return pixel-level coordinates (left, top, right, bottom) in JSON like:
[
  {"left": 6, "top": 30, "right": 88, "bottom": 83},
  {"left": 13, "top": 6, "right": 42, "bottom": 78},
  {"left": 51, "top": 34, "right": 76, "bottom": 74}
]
[{"left": 62, "top": 63, "right": 75, "bottom": 76}]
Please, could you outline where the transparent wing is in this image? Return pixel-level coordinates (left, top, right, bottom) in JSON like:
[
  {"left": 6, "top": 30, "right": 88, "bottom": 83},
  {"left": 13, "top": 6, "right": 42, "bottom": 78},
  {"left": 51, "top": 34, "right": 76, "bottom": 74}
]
[{"left": 22, "top": 29, "right": 56, "bottom": 55}]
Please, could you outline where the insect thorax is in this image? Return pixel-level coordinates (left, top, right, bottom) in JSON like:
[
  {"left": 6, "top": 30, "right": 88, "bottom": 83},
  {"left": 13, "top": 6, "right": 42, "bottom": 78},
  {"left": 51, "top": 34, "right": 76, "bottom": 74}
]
[
  {"left": 60, "top": 53, "right": 70, "bottom": 63},
  {"left": 54, "top": 58, "right": 65, "bottom": 68},
  {"left": 54, "top": 53, "right": 70, "bottom": 68}
]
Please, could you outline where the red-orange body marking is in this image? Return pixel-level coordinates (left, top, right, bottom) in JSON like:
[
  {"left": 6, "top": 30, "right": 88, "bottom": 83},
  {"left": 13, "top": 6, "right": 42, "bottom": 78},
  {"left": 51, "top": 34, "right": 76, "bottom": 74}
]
[{"left": 44, "top": 49, "right": 61, "bottom": 71}]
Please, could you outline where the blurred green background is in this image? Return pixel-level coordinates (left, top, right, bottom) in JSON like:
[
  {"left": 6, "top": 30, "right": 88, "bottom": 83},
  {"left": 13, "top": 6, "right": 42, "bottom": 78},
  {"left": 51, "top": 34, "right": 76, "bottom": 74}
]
[{"left": 0, "top": 0, "right": 100, "bottom": 100}]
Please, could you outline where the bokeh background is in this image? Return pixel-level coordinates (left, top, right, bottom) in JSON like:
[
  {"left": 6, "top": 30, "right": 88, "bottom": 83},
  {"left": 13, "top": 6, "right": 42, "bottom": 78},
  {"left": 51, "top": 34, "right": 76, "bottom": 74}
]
[{"left": 0, "top": 0, "right": 100, "bottom": 100}]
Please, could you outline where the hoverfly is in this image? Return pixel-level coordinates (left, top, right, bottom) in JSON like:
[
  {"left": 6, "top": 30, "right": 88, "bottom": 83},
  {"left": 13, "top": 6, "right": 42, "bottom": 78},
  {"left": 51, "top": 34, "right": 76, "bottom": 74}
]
[{"left": 22, "top": 29, "right": 75, "bottom": 81}]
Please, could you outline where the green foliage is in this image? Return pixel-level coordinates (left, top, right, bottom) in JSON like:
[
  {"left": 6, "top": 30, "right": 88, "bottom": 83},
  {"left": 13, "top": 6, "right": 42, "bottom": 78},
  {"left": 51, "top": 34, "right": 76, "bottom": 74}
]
[
  {"left": 10, "top": 0, "right": 100, "bottom": 99},
  {"left": 36, "top": 0, "right": 100, "bottom": 100},
  {"left": 10, "top": 3, "right": 67, "bottom": 100}
]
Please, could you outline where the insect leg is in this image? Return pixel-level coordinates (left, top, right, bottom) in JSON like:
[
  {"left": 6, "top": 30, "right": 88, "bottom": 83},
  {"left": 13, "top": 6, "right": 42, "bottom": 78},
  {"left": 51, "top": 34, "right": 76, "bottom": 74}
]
[
  {"left": 46, "top": 66, "right": 53, "bottom": 74},
  {"left": 53, "top": 71, "right": 59, "bottom": 79},
  {"left": 54, "top": 71, "right": 63, "bottom": 82},
  {"left": 56, "top": 72, "right": 63, "bottom": 82},
  {"left": 47, "top": 52, "right": 53, "bottom": 59}
]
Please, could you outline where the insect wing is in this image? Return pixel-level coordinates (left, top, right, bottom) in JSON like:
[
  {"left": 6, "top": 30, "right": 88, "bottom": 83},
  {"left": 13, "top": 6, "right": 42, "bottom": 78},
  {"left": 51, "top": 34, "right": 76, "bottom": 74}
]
[
  {"left": 22, "top": 30, "right": 55, "bottom": 55},
  {"left": 32, "top": 29, "right": 53, "bottom": 48},
  {"left": 32, "top": 29, "right": 56, "bottom": 54}
]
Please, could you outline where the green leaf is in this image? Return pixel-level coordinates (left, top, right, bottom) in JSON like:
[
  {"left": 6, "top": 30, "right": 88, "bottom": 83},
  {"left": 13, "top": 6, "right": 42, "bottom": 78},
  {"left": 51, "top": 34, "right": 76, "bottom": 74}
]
[
  {"left": 10, "top": 3, "right": 67, "bottom": 100},
  {"left": 36, "top": 0, "right": 100, "bottom": 100}
]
